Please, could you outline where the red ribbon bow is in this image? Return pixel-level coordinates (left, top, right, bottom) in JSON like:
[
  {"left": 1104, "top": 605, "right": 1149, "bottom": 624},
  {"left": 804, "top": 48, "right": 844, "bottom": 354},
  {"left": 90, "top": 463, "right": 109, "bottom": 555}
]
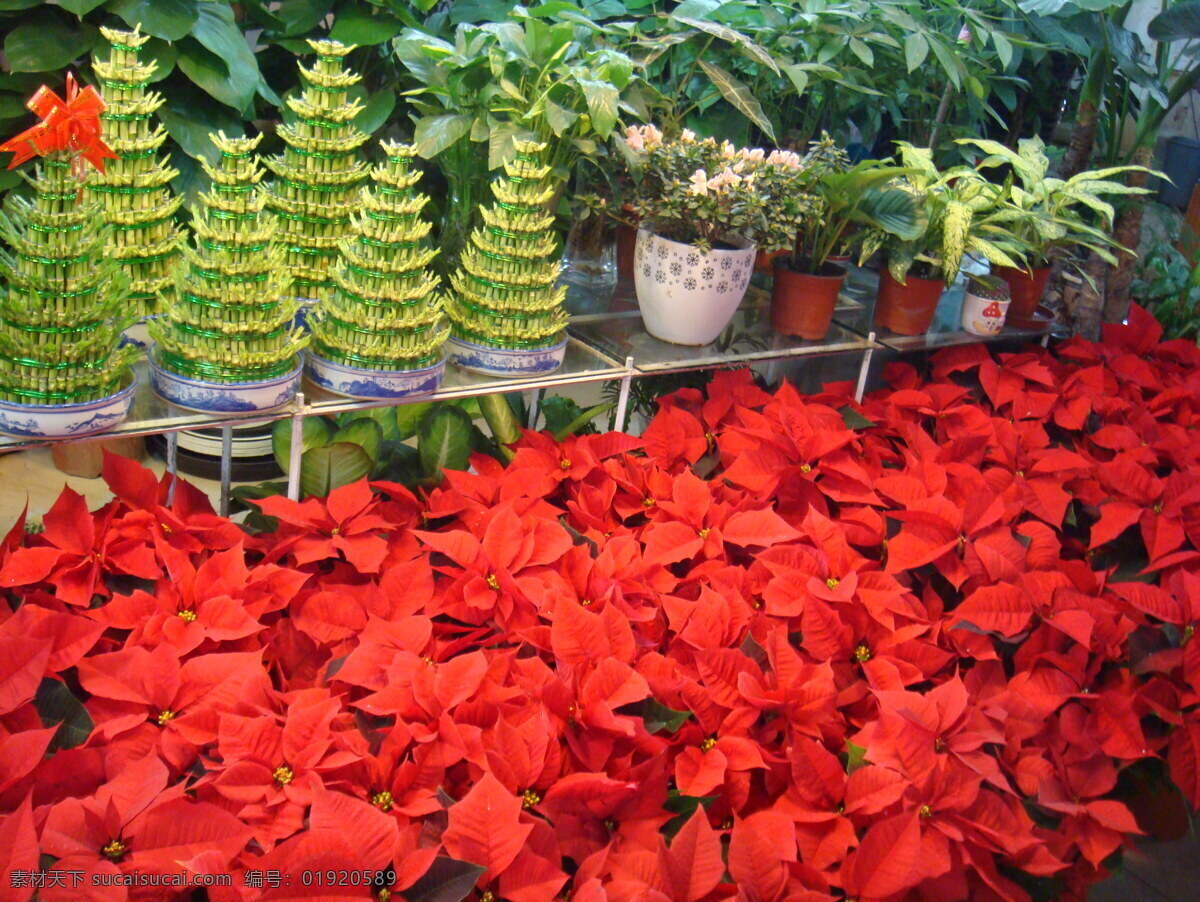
[{"left": 0, "top": 73, "right": 118, "bottom": 176}]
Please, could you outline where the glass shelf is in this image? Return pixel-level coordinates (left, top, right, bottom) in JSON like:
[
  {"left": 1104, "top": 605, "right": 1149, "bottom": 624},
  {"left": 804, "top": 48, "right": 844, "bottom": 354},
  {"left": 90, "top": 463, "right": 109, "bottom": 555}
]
[
  {"left": 0, "top": 337, "right": 625, "bottom": 451},
  {"left": 568, "top": 282, "right": 878, "bottom": 375},
  {"left": 873, "top": 321, "right": 1054, "bottom": 352}
]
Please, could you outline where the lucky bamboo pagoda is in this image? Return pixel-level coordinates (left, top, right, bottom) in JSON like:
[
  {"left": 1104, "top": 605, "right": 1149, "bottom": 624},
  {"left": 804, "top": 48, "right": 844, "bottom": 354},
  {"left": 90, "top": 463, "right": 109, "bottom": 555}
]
[
  {"left": 88, "top": 26, "right": 183, "bottom": 316},
  {"left": 445, "top": 140, "right": 568, "bottom": 352},
  {"left": 265, "top": 39, "right": 370, "bottom": 305},
  {"left": 0, "top": 81, "right": 136, "bottom": 410},
  {"left": 308, "top": 140, "right": 447, "bottom": 373},
  {"left": 149, "top": 132, "right": 306, "bottom": 384}
]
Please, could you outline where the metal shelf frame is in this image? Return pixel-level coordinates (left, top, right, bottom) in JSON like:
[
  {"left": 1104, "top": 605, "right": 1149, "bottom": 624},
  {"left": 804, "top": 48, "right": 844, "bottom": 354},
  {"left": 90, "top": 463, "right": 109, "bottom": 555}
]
[{"left": 0, "top": 273, "right": 1053, "bottom": 516}]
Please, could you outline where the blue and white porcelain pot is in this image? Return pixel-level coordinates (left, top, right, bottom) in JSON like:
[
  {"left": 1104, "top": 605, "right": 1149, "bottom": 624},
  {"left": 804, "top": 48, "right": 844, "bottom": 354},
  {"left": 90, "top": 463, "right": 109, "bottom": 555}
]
[
  {"left": 445, "top": 334, "right": 567, "bottom": 378},
  {"left": 0, "top": 374, "right": 138, "bottom": 439},
  {"left": 149, "top": 350, "right": 302, "bottom": 413},
  {"left": 305, "top": 352, "right": 445, "bottom": 400}
]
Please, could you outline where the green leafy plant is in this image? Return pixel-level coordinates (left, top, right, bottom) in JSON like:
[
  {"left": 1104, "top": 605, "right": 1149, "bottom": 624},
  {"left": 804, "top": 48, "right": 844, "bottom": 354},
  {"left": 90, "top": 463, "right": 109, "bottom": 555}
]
[
  {"left": 265, "top": 39, "right": 370, "bottom": 304},
  {"left": 88, "top": 26, "right": 183, "bottom": 317},
  {"left": 1132, "top": 237, "right": 1200, "bottom": 342},
  {"left": 959, "top": 135, "right": 1153, "bottom": 266},
  {"left": 150, "top": 132, "right": 306, "bottom": 383},
  {"left": 309, "top": 140, "right": 448, "bottom": 372},
  {"left": 0, "top": 151, "right": 136, "bottom": 404},
  {"left": 445, "top": 139, "right": 568, "bottom": 350},
  {"left": 620, "top": 124, "right": 817, "bottom": 252},
  {"left": 785, "top": 134, "right": 923, "bottom": 274},
  {"left": 861, "top": 141, "right": 1028, "bottom": 284}
]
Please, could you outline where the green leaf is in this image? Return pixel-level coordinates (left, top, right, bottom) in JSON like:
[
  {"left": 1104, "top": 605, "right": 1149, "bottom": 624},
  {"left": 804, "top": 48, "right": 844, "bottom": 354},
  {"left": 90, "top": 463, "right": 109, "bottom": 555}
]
[
  {"left": 300, "top": 443, "right": 374, "bottom": 498},
  {"left": 354, "top": 89, "right": 397, "bottom": 136},
  {"left": 782, "top": 64, "right": 808, "bottom": 98},
  {"left": 577, "top": 77, "right": 619, "bottom": 139},
  {"left": 3, "top": 9, "right": 95, "bottom": 73},
  {"left": 338, "top": 406, "right": 401, "bottom": 443},
  {"left": 928, "top": 37, "right": 965, "bottom": 89},
  {"left": 272, "top": 417, "right": 335, "bottom": 473},
  {"left": 544, "top": 98, "right": 580, "bottom": 136},
  {"left": 904, "top": 32, "right": 929, "bottom": 72},
  {"left": 551, "top": 401, "right": 615, "bottom": 441},
  {"left": 396, "top": 401, "right": 434, "bottom": 439},
  {"left": 184, "top": 2, "right": 261, "bottom": 110},
  {"left": 672, "top": 15, "right": 779, "bottom": 75},
  {"left": 418, "top": 405, "right": 474, "bottom": 480},
  {"left": 640, "top": 699, "right": 693, "bottom": 734},
  {"left": 35, "top": 678, "right": 92, "bottom": 752},
  {"left": 331, "top": 9, "right": 405, "bottom": 46},
  {"left": 846, "top": 741, "right": 867, "bottom": 773},
  {"left": 838, "top": 405, "right": 875, "bottom": 431},
  {"left": 697, "top": 59, "right": 776, "bottom": 144},
  {"left": 157, "top": 84, "right": 244, "bottom": 164},
  {"left": 108, "top": 0, "right": 199, "bottom": 42},
  {"left": 992, "top": 31, "right": 1014, "bottom": 70},
  {"left": 0, "top": 0, "right": 42, "bottom": 10},
  {"left": 57, "top": 0, "right": 108, "bottom": 14},
  {"left": 848, "top": 37, "right": 874, "bottom": 68},
  {"left": 275, "top": 0, "right": 331, "bottom": 36},
  {"left": 332, "top": 419, "right": 384, "bottom": 463},
  {"left": 413, "top": 113, "right": 473, "bottom": 159},
  {"left": 140, "top": 39, "right": 179, "bottom": 84},
  {"left": 405, "top": 857, "right": 485, "bottom": 902},
  {"left": 1149, "top": 1, "right": 1200, "bottom": 42},
  {"left": 176, "top": 40, "right": 255, "bottom": 112}
]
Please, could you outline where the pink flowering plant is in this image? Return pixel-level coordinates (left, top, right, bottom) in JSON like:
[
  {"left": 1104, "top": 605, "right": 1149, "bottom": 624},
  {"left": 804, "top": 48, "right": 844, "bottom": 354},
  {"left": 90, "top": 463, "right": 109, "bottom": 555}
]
[{"left": 620, "top": 125, "right": 818, "bottom": 253}]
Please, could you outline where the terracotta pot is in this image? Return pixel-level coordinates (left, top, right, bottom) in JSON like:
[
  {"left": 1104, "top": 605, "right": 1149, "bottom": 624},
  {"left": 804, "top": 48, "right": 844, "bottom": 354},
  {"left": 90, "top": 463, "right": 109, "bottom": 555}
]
[
  {"left": 51, "top": 436, "right": 145, "bottom": 479},
  {"left": 755, "top": 248, "right": 788, "bottom": 274},
  {"left": 616, "top": 204, "right": 639, "bottom": 280},
  {"left": 873, "top": 269, "right": 945, "bottom": 335},
  {"left": 770, "top": 261, "right": 845, "bottom": 340},
  {"left": 994, "top": 265, "right": 1051, "bottom": 327}
]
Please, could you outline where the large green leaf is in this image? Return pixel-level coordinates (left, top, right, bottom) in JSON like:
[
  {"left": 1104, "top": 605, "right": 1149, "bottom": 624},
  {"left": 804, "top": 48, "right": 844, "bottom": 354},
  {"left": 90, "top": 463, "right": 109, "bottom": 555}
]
[
  {"left": 275, "top": 0, "right": 331, "bottom": 36},
  {"left": 35, "top": 678, "right": 92, "bottom": 751},
  {"left": 109, "top": 0, "right": 200, "bottom": 42},
  {"left": 577, "top": 77, "right": 619, "bottom": 138},
  {"left": 58, "top": 0, "right": 109, "bottom": 14},
  {"left": 3, "top": 9, "right": 95, "bottom": 73},
  {"left": 672, "top": 15, "right": 779, "bottom": 75},
  {"left": 272, "top": 416, "right": 335, "bottom": 473},
  {"left": 354, "top": 89, "right": 397, "bottom": 135},
  {"left": 300, "top": 442, "right": 374, "bottom": 498},
  {"left": 697, "top": 59, "right": 776, "bottom": 144},
  {"left": 176, "top": 40, "right": 255, "bottom": 111},
  {"left": 332, "top": 418, "right": 384, "bottom": 464},
  {"left": 1149, "top": 1, "right": 1200, "bottom": 41},
  {"left": 331, "top": 7, "right": 406, "bottom": 45},
  {"left": 418, "top": 405, "right": 474, "bottom": 480},
  {"left": 413, "top": 113, "right": 473, "bottom": 159},
  {"left": 904, "top": 32, "right": 929, "bottom": 72},
  {"left": 405, "top": 857, "right": 485, "bottom": 902},
  {"left": 858, "top": 187, "right": 924, "bottom": 240},
  {"left": 180, "top": 2, "right": 260, "bottom": 111},
  {"left": 157, "top": 84, "right": 244, "bottom": 164}
]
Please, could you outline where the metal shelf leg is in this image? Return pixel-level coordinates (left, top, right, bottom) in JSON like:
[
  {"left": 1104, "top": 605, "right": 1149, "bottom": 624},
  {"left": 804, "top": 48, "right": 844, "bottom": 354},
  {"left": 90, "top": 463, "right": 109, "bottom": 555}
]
[
  {"left": 614, "top": 356, "right": 635, "bottom": 433},
  {"left": 165, "top": 431, "right": 179, "bottom": 507},
  {"left": 287, "top": 391, "right": 307, "bottom": 502},
  {"left": 219, "top": 425, "right": 233, "bottom": 517},
  {"left": 854, "top": 332, "right": 877, "bottom": 404}
]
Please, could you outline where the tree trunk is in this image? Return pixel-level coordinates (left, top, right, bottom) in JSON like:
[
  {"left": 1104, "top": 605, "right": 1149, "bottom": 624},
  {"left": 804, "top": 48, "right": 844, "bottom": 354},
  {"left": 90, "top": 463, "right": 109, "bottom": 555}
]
[
  {"left": 1102, "top": 144, "right": 1154, "bottom": 324},
  {"left": 1060, "top": 48, "right": 1107, "bottom": 180},
  {"left": 1074, "top": 249, "right": 1110, "bottom": 342}
]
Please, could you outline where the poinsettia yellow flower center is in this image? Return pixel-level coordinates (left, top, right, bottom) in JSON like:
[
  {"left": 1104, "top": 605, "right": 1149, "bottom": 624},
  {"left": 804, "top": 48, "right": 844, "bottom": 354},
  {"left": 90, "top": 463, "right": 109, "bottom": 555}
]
[
  {"left": 522, "top": 789, "right": 541, "bottom": 808},
  {"left": 919, "top": 804, "right": 933, "bottom": 819},
  {"left": 826, "top": 577, "right": 839, "bottom": 589},
  {"left": 853, "top": 644, "right": 872, "bottom": 663},
  {"left": 800, "top": 464, "right": 812, "bottom": 474},
  {"left": 560, "top": 458, "right": 571, "bottom": 470},
  {"left": 698, "top": 527, "right": 710, "bottom": 539},
  {"left": 486, "top": 573, "right": 500, "bottom": 589},
  {"left": 177, "top": 609, "right": 197, "bottom": 623},
  {"left": 581, "top": 599, "right": 592, "bottom": 607},
  {"left": 934, "top": 737, "right": 947, "bottom": 753},
  {"left": 371, "top": 790, "right": 393, "bottom": 812},
  {"left": 700, "top": 737, "right": 717, "bottom": 752},
  {"left": 1184, "top": 624, "right": 1195, "bottom": 643},
  {"left": 155, "top": 709, "right": 175, "bottom": 726},
  {"left": 101, "top": 839, "right": 127, "bottom": 861},
  {"left": 642, "top": 497, "right": 655, "bottom": 508},
  {"left": 273, "top": 765, "right": 294, "bottom": 785}
]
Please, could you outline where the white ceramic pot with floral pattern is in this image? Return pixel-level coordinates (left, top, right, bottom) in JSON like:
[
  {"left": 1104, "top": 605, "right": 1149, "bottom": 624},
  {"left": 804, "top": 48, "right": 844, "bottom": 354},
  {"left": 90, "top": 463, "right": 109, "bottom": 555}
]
[{"left": 633, "top": 229, "right": 756, "bottom": 345}]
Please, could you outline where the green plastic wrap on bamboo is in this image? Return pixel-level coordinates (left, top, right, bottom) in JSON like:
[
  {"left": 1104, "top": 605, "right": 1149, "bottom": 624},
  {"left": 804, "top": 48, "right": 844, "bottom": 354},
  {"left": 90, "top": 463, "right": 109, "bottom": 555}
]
[
  {"left": 264, "top": 40, "right": 370, "bottom": 304},
  {"left": 150, "top": 133, "right": 307, "bottom": 383},
  {"left": 87, "top": 27, "right": 183, "bottom": 317},
  {"left": 0, "top": 153, "right": 137, "bottom": 404},
  {"left": 446, "top": 141, "right": 568, "bottom": 349},
  {"left": 309, "top": 141, "right": 447, "bottom": 371}
]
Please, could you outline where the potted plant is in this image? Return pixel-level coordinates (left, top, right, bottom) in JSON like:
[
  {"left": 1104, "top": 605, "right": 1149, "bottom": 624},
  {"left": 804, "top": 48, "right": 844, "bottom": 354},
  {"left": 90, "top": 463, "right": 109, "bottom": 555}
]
[
  {"left": 770, "top": 135, "right": 921, "bottom": 341},
  {"left": 0, "top": 77, "right": 138, "bottom": 439},
  {"left": 149, "top": 133, "right": 307, "bottom": 412},
  {"left": 444, "top": 140, "right": 569, "bottom": 377},
  {"left": 306, "top": 141, "right": 449, "bottom": 399},
  {"left": 88, "top": 26, "right": 183, "bottom": 324},
  {"left": 862, "top": 142, "right": 1028, "bottom": 336},
  {"left": 958, "top": 136, "right": 1154, "bottom": 327},
  {"left": 265, "top": 40, "right": 370, "bottom": 308},
  {"left": 621, "top": 126, "right": 793, "bottom": 345},
  {"left": 960, "top": 273, "right": 1011, "bottom": 336}
]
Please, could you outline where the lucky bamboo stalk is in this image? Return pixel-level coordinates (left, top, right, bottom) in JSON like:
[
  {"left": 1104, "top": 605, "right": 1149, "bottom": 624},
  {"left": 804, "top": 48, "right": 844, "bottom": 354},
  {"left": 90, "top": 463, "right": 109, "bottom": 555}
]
[
  {"left": 445, "top": 140, "right": 568, "bottom": 349},
  {"left": 309, "top": 141, "right": 447, "bottom": 370},
  {"left": 0, "top": 152, "right": 137, "bottom": 404},
  {"left": 264, "top": 40, "right": 370, "bottom": 305},
  {"left": 88, "top": 26, "right": 183, "bottom": 317},
  {"left": 149, "top": 133, "right": 307, "bottom": 383}
]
